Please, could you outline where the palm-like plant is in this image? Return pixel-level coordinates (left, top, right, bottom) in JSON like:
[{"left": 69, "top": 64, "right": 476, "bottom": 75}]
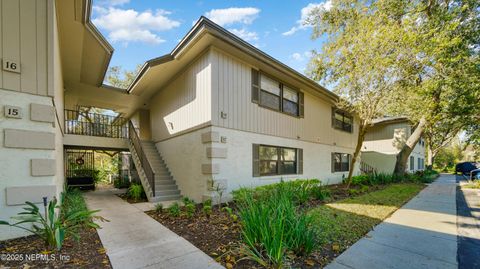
[{"left": 0, "top": 197, "right": 102, "bottom": 250}]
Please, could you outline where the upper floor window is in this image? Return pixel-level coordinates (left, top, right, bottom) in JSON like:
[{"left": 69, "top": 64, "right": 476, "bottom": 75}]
[
  {"left": 251, "top": 69, "right": 304, "bottom": 117},
  {"left": 332, "top": 108, "right": 353, "bottom": 133}
]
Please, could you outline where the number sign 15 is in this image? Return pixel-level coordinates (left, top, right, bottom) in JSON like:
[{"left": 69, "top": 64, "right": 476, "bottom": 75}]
[
  {"left": 4, "top": 106, "right": 22, "bottom": 119},
  {"left": 3, "top": 59, "right": 20, "bottom": 73}
]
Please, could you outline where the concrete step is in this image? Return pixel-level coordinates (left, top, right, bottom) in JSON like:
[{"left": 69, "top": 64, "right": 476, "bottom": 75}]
[
  {"left": 155, "top": 175, "right": 173, "bottom": 181},
  {"left": 155, "top": 189, "right": 181, "bottom": 196},
  {"left": 153, "top": 171, "right": 171, "bottom": 177},
  {"left": 155, "top": 179, "right": 176, "bottom": 185},
  {"left": 155, "top": 184, "right": 179, "bottom": 190},
  {"left": 151, "top": 195, "right": 182, "bottom": 202}
]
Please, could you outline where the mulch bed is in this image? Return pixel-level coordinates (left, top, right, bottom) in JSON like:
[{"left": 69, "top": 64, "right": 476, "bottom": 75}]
[
  {"left": 146, "top": 183, "right": 380, "bottom": 269},
  {"left": 0, "top": 227, "right": 111, "bottom": 268}
]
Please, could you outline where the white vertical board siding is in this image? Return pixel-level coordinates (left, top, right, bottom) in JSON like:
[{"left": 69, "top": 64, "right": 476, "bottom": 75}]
[
  {"left": 0, "top": 0, "right": 48, "bottom": 95},
  {"left": 211, "top": 49, "right": 357, "bottom": 149},
  {"left": 150, "top": 52, "right": 212, "bottom": 141}
]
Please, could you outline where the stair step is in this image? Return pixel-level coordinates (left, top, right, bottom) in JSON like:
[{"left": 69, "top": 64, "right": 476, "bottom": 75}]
[
  {"left": 151, "top": 195, "right": 182, "bottom": 202},
  {"left": 155, "top": 184, "right": 179, "bottom": 190},
  {"left": 155, "top": 189, "right": 180, "bottom": 196},
  {"left": 155, "top": 175, "right": 173, "bottom": 180},
  {"left": 153, "top": 172, "right": 171, "bottom": 177},
  {"left": 155, "top": 179, "right": 175, "bottom": 185}
]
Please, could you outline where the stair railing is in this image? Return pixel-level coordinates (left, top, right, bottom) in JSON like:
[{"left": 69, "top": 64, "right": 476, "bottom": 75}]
[
  {"left": 128, "top": 121, "right": 155, "bottom": 196},
  {"left": 360, "top": 161, "right": 377, "bottom": 175}
]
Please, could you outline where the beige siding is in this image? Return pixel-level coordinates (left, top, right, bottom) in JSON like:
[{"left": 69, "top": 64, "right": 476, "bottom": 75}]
[
  {"left": 0, "top": 0, "right": 48, "bottom": 96},
  {"left": 362, "top": 121, "right": 426, "bottom": 172},
  {"left": 149, "top": 51, "right": 212, "bottom": 141},
  {"left": 210, "top": 48, "right": 357, "bottom": 149},
  {"left": 364, "top": 122, "right": 410, "bottom": 154}
]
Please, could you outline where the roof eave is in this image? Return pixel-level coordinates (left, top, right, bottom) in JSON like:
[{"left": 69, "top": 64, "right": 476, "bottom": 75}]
[
  {"left": 84, "top": 0, "right": 114, "bottom": 88},
  {"left": 126, "top": 16, "right": 339, "bottom": 102}
]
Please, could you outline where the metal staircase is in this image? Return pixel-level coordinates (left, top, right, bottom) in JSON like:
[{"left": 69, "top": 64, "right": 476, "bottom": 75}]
[{"left": 128, "top": 121, "right": 181, "bottom": 202}]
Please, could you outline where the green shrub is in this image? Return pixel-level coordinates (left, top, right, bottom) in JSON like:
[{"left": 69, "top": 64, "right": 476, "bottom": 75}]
[
  {"left": 182, "top": 196, "right": 194, "bottom": 205},
  {"left": 202, "top": 205, "right": 212, "bottom": 217},
  {"left": 0, "top": 195, "right": 101, "bottom": 250},
  {"left": 350, "top": 175, "right": 369, "bottom": 186},
  {"left": 311, "top": 185, "right": 331, "bottom": 201},
  {"left": 233, "top": 179, "right": 322, "bottom": 205},
  {"left": 114, "top": 176, "right": 131, "bottom": 189},
  {"left": 203, "top": 199, "right": 212, "bottom": 207},
  {"left": 127, "top": 183, "right": 145, "bottom": 201},
  {"left": 168, "top": 202, "right": 180, "bottom": 217},
  {"left": 237, "top": 186, "right": 316, "bottom": 267},
  {"left": 155, "top": 203, "right": 163, "bottom": 213},
  {"left": 185, "top": 203, "right": 196, "bottom": 218},
  {"left": 62, "top": 188, "right": 88, "bottom": 217}
]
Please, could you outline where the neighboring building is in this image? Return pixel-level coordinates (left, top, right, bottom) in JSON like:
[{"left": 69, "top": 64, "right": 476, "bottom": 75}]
[
  {"left": 0, "top": 0, "right": 360, "bottom": 240},
  {"left": 361, "top": 117, "right": 426, "bottom": 174}
]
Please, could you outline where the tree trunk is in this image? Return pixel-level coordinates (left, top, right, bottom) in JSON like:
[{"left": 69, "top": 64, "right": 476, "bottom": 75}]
[
  {"left": 394, "top": 117, "right": 427, "bottom": 176},
  {"left": 426, "top": 150, "right": 433, "bottom": 170},
  {"left": 346, "top": 122, "right": 367, "bottom": 188},
  {"left": 426, "top": 147, "right": 437, "bottom": 171}
]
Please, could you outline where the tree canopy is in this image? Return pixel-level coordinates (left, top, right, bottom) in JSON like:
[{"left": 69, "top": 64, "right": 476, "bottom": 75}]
[
  {"left": 306, "top": 0, "right": 479, "bottom": 174},
  {"left": 105, "top": 64, "right": 142, "bottom": 89}
]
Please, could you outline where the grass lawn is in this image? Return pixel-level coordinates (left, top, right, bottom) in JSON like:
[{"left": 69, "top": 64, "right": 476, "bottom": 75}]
[
  {"left": 463, "top": 180, "right": 480, "bottom": 189},
  {"left": 308, "top": 183, "right": 425, "bottom": 252}
]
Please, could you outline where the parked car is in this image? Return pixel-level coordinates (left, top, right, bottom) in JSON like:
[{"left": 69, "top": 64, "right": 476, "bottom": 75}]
[
  {"left": 455, "top": 162, "right": 478, "bottom": 175},
  {"left": 470, "top": 168, "right": 480, "bottom": 180}
]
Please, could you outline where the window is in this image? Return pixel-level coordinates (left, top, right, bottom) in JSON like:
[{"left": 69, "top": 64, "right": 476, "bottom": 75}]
[
  {"left": 260, "top": 74, "right": 300, "bottom": 116},
  {"left": 252, "top": 69, "right": 304, "bottom": 117},
  {"left": 418, "top": 158, "right": 421, "bottom": 170},
  {"left": 253, "top": 144, "right": 302, "bottom": 176},
  {"left": 332, "top": 153, "right": 350, "bottom": 172},
  {"left": 332, "top": 109, "right": 353, "bottom": 133},
  {"left": 410, "top": 156, "right": 415, "bottom": 171},
  {"left": 282, "top": 86, "right": 299, "bottom": 116},
  {"left": 259, "top": 75, "right": 281, "bottom": 110}
]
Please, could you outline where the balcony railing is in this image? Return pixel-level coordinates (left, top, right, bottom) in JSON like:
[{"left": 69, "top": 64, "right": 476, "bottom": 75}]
[{"left": 64, "top": 109, "right": 128, "bottom": 138}]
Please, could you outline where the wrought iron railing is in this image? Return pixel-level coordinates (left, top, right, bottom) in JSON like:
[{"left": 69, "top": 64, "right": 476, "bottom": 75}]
[
  {"left": 360, "top": 161, "right": 377, "bottom": 174},
  {"left": 64, "top": 109, "right": 128, "bottom": 138},
  {"left": 128, "top": 121, "right": 155, "bottom": 196}
]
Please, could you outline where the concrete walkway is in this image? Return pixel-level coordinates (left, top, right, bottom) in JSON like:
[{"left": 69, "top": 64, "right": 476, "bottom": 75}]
[
  {"left": 326, "top": 174, "right": 458, "bottom": 269},
  {"left": 84, "top": 189, "right": 224, "bottom": 269}
]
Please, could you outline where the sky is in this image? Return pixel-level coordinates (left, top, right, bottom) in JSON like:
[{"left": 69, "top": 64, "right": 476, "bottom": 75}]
[{"left": 91, "top": 0, "right": 332, "bottom": 79}]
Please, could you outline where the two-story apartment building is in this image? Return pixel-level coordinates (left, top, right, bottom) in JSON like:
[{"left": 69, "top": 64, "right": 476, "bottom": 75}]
[
  {"left": 361, "top": 117, "right": 426, "bottom": 174},
  {"left": 0, "top": 0, "right": 361, "bottom": 239}
]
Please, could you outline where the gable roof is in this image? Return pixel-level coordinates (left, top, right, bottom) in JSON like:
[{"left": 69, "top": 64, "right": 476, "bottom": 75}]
[
  {"left": 126, "top": 16, "right": 339, "bottom": 103},
  {"left": 372, "top": 116, "right": 410, "bottom": 126}
]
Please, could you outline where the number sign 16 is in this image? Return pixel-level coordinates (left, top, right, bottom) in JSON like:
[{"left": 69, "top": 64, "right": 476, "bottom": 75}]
[{"left": 3, "top": 59, "right": 20, "bottom": 73}]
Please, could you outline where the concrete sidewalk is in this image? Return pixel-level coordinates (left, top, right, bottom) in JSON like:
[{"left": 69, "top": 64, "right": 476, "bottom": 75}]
[
  {"left": 84, "top": 188, "right": 224, "bottom": 269},
  {"left": 326, "top": 174, "right": 458, "bottom": 269}
]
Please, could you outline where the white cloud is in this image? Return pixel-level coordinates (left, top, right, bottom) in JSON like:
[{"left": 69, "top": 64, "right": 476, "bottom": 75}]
[
  {"left": 205, "top": 7, "right": 260, "bottom": 26},
  {"left": 228, "top": 28, "right": 259, "bottom": 42},
  {"left": 282, "top": 1, "right": 332, "bottom": 36},
  {"left": 291, "top": 51, "right": 314, "bottom": 61},
  {"left": 93, "top": 7, "right": 180, "bottom": 45},
  {"left": 291, "top": 52, "right": 304, "bottom": 61}
]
